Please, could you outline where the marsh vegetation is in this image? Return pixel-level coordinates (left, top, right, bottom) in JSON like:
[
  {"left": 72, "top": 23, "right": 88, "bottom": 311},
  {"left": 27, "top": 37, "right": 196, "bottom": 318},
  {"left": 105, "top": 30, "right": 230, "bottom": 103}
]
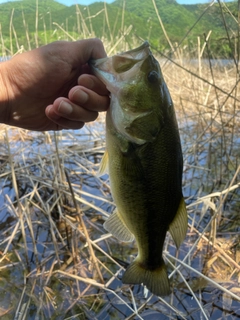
[{"left": 0, "top": 0, "right": 239, "bottom": 319}]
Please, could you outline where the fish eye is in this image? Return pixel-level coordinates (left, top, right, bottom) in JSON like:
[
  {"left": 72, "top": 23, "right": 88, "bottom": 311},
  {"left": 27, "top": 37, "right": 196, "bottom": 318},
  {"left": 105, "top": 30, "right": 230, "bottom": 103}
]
[{"left": 148, "top": 70, "right": 159, "bottom": 83}]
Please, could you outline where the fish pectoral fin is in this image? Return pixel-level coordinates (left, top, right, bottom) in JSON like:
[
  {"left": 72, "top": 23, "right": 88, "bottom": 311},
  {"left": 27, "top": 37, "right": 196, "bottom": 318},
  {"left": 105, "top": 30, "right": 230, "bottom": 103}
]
[
  {"left": 125, "top": 113, "right": 161, "bottom": 143},
  {"left": 168, "top": 197, "right": 188, "bottom": 249},
  {"left": 122, "top": 258, "right": 171, "bottom": 296},
  {"left": 103, "top": 209, "right": 134, "bottom": 242},
  {"left": 98, "top": 150, "right": 109, "bottom": 176}
]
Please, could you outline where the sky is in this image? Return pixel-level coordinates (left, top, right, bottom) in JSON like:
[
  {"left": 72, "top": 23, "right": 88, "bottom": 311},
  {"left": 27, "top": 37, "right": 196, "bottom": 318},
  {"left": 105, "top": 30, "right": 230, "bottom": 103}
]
[{"left": 0, "top": 0, "right": 214, "bottom": 6}]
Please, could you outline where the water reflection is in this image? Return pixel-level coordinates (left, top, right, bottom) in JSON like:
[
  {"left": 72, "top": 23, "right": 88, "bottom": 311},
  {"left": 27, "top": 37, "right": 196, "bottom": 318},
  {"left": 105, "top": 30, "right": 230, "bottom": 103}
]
[{"left": 0, "top": 118, "right": 240, "bottom": 318}]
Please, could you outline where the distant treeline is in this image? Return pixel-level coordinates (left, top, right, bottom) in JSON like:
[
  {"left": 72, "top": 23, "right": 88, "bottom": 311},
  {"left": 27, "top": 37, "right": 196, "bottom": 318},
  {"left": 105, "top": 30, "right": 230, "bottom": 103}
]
[{"left": 0, "top": 0, "right": 238, "bottom": 58}]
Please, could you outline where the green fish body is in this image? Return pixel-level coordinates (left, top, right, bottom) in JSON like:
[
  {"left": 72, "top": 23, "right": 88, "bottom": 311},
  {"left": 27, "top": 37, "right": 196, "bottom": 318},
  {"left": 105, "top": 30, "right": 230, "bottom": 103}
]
[{"left": 90, "top": 42, "right": 188, "bottom": 296}]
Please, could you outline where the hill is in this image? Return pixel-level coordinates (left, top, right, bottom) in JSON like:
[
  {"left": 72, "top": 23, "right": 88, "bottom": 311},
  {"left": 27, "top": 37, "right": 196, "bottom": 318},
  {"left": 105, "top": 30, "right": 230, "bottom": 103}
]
[
  {"left": 112, "top": 0, "right": 237, "bottom": 57},
  {"left": 0, "top": 0, "right": 238, "bottom": 58}
]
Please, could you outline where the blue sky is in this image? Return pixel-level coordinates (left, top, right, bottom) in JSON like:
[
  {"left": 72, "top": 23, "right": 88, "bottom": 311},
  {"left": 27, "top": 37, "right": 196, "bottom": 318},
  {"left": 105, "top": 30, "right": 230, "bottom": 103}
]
[
  {"left": 57, "top": 0, "right": 114, "bottom": 5},
  {"left": 0, "top": 0, "right": 213, "bottom": 5},
  {"left": 0, "top": 0, "right": 114, "bottom": 5}
]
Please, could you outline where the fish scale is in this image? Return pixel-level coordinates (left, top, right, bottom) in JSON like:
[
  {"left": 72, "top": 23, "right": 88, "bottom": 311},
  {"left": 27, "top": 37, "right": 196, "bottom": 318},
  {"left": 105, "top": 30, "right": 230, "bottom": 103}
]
[{"left": 90, "top": 41, "right": 188, "bottom": 296}]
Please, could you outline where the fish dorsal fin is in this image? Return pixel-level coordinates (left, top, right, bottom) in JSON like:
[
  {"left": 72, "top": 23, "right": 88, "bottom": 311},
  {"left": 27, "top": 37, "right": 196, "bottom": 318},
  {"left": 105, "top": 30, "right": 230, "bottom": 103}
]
[
  {"left": 168, "top": 197, "right": 188, "bottom": 248},
  {"left": 98, "top": 150, "right": 109, "bottom": 176},
  {"left": 104, "top": 209, "right": 135, "bottom": 242}
]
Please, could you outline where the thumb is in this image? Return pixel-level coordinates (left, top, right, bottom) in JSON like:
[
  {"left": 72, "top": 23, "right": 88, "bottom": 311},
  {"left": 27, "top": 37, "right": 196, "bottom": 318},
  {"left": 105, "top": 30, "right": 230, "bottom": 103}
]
[{"left": 70, "top": 38, "right": 107, "bottom": 67}]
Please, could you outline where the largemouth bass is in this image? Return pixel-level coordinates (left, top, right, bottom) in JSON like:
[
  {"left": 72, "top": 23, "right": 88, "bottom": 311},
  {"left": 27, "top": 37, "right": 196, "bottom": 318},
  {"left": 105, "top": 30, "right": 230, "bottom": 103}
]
[{"left": 90, "top": 42, "right": 188, "bottom": 296}]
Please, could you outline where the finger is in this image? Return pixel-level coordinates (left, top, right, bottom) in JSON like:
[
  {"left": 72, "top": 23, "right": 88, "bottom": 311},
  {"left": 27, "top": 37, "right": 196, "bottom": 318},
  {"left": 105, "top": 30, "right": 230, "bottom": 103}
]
[
  {"left": 78, "top": 38, "right": 107, "bottom": 61},
  {"left": 50, "top": 117, "right": 85, "bottom": 130},
  {"left": 69, "top": 86, "right": 109, "bottom": 112},
  {"left": 46, "top": 98, "right": 99, "bottom": 122},
  {"left": 45, "top": 104, "right": 86, "bottom": 130},
  {"left": 77, "top": 74, "right": 109, "bottom": 96},
  {"left": 68, "top": 38, "right": 107, "bottom": 68}
]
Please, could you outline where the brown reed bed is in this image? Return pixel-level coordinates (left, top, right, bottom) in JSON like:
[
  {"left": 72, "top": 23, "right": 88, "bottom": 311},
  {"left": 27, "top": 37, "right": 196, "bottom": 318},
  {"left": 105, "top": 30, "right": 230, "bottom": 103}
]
[
  {"left": 0, "top": 0, "right": 240, "bottom": 318},
  {"left": 0, "top": 58, "right": 239, "bottom": 319}
]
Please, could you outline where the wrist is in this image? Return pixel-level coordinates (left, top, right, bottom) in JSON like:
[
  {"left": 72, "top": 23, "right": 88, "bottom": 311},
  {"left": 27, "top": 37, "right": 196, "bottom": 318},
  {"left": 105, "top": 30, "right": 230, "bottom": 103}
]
[{"left": 0, "top": 62, "right": 11, "bottom": 125}]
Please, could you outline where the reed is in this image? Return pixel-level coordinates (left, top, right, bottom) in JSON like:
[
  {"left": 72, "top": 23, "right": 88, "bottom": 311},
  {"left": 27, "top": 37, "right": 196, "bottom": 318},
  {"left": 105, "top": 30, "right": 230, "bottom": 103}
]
[{"left": 0, "top": 1, "right": 239, "bottom": 319}]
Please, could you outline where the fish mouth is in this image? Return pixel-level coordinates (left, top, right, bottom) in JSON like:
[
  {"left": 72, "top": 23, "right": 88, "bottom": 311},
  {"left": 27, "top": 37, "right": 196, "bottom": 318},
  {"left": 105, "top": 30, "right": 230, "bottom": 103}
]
[
  {"left": 90, "top": 57, "right": 116, "bottom": 91},
  {"left": 89, "top": 41, "right": 151, "bottom": 94},
  {"left": 119, "top": 41, "right": 149, "bottom": 57},
  {"left": 89, "top": 41, "right": 150, "bottom": 67}
]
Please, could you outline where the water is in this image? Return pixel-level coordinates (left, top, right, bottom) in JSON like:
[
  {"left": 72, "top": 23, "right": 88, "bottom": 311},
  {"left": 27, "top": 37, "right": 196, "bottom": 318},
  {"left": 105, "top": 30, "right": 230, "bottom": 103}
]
[
  {"left": 0, "top": 117, "right": 240, "bottom": 319},
  {"left": 0, "top": 56, "right": 11, "bottom": 62}
]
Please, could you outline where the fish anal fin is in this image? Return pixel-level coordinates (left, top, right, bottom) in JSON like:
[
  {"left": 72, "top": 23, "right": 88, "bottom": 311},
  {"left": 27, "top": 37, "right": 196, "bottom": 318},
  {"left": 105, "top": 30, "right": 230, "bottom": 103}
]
[
  {"left": 122, "top": 259, "right": 171, "bottom": 296},
  {"left": 169, "top": 197, "right": 188, "bottom": 248},
  {"left": 98, "top": 150, "right": 109, "bottom": 176},
  {"left": 104, "top": 209, "right": 134, "bottom": 242}
]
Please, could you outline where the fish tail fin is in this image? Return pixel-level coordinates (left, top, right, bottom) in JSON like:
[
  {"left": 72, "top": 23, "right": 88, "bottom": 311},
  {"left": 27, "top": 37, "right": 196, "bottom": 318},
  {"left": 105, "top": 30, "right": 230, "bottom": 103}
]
[{"left": 122, "top": 259, "right": 170, "bottom": 296}]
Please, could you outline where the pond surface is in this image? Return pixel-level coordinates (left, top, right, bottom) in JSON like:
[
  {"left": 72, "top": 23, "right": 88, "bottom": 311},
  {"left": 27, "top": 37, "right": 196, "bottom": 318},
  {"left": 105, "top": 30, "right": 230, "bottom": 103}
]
[{"left": 0, "top": 114, "right": 240, "bottom": 319}]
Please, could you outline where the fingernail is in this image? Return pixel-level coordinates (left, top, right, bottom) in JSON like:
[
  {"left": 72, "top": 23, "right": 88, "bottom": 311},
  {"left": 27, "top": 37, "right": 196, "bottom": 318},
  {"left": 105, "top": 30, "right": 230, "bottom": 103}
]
[
  {"left": 72, "top": 89, "right": 88, "bottom": 104},
  {"left": 46, "top": 105, "right": 61, "bottom": 120},
  {"left": 58, "top": 101, "right": 73, "bottom": 115}
]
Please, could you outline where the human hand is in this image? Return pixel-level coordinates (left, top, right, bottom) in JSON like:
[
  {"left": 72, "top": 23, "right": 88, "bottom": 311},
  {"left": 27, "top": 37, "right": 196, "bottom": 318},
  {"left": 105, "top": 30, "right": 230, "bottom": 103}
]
[{"left": 0, "top": 38, "right": 109, "bottom": 131}]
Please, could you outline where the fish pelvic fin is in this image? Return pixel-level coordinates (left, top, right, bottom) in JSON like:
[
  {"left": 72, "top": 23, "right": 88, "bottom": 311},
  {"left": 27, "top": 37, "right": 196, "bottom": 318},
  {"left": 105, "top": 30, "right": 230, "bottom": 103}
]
[
  {"left": 122, "top": 259, "right": 171, "bottom": 296},
  {"left": 169, "top": 197, "right": 188, "bottom": 248},
  {"left": 98, "top": 150, "right": 109, "bottom": 176},
  {"left": 104, "top": 209, "right": 135, "bottom": 242}
]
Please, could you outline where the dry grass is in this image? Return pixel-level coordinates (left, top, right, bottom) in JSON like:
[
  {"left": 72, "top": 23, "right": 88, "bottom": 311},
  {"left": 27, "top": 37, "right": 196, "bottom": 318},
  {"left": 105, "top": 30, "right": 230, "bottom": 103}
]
[
  {"left": 0, "top": 0, "right": 240, "bottom": 319},
  {"left": 0, "top": 60, "right": 239, "bottom": 319}
]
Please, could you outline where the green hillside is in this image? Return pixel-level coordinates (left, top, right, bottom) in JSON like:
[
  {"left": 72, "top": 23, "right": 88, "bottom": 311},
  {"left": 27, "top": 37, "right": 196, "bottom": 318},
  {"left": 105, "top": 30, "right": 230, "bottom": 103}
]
[
  {"left": 113, "top": 0, "right": 206, "bottom": 36},
  {"left": 0, "top": 0, "right": 238, "bottom": 58},
  {"left": 112, "top": 0, "right": 237, "bottom": 57},
  {"left": 0, "top": 0, "right": 65, "bottom": 27}
]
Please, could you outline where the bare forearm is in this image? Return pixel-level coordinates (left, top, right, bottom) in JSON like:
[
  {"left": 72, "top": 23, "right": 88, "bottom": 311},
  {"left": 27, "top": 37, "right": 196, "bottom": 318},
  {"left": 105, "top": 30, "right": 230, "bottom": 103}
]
[
  {"left": 0, "top": 62, "right": 10, "bottom": 124},
  {"left": 0, "top": 59, "right": 22, "bottom": 127}
]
